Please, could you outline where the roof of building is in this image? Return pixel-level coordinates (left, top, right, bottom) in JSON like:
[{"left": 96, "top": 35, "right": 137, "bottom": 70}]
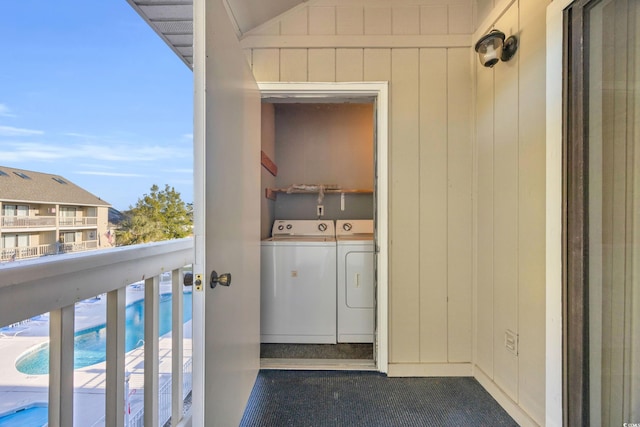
[
  {"left": 126, "top": 0, "right": 306, "bottom": 68},
  {"left": 0, "top": 166, "right": 111, "bottom": 207}
]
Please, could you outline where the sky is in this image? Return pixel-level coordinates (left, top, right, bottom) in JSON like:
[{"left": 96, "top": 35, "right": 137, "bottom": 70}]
[{"left": 0, "top": 2, "right": 193, "bottom": 211}]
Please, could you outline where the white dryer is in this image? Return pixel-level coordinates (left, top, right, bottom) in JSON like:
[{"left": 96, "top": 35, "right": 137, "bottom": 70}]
[
  {"left": 336, "top": 219, "right": 374, "bottom": 343},
  {"left": 260, "top": 220, "right": 336, "bottom": 344}
]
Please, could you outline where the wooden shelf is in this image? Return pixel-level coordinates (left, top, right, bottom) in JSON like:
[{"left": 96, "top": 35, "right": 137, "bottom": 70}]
[{"left": 265, "top": 187, "right": 373, "bottom": 200}]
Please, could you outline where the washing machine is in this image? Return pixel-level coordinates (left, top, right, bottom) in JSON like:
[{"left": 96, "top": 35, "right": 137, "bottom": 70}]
[
  {"left": 336, "top": 219, "right": 375, "bottom": 343},
  {"left": 261, "top": 220, "right": 337, "bottom": 344}
]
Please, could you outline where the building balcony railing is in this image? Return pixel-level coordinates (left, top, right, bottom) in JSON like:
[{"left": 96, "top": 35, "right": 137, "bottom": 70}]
[
  {"left": 60, "top": 240, "right": 99, "bottom": 253},
  {"left": 59, "top": 217, "right": 98, "bottom": 227},
  {"left": 1, "top": 243, "right": 57, "bottom": 262},
  {"left": 1, "top": 216, "right": 56, "bottom": 228},
  {"left": 0, "top": 241, "right": 100, "bottom": 262},
  {"left": 0, "top": 238, "right": 194, "bottom": 427}
]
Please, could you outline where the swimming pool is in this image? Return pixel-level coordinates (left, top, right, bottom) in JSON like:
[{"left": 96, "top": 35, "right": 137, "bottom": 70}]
[
  {"left": 0, "top": 404, "right": 47, "bottom": 427},
  {"left": 15, "top": 292, "right": 192, "bottom": 375}
]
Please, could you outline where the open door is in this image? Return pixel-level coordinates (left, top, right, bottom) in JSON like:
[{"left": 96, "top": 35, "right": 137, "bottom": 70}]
[{"left": 192, "top": 0, "right": 261, "bottom": 425}]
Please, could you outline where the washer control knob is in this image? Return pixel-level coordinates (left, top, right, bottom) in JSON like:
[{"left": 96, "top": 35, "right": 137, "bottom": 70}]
[
  {"left": 318, "top": 223, "right": 328, "bottom": 232},
  {"left": 343, "top": 223, "right": 352, "bottom": 231},
  {"left": 277, "top": 225, "right": 284, "bottom": 231},
  {"left": 286, "top": 224, "right": 293, "bottom": 230}
]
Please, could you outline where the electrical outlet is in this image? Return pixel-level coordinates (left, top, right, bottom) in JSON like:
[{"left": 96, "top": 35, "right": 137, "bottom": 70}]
[
  {"left": 317, "top": 205, "right": 324, "bottom": 216},
  {"left": 505, "top": 330, "right": 518, "bottom": 356}
]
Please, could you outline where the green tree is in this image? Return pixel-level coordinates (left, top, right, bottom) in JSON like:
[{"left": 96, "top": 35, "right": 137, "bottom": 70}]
[{"left": 117, "top": 184, "right": 193, "bottom": 246}]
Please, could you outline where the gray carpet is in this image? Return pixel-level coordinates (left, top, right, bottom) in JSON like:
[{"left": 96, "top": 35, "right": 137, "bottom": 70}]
[
  {"left": 261, "top": 344, "right": 373, "bottom": 360},
  {"left": 240, "top": 370, "right": 519, "bottom": 427}
]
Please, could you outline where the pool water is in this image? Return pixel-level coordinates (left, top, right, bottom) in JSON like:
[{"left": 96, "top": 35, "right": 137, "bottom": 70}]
[
  {"left": 0, "top": 404, "right": 47, "bottom": 427},
  {"left": 16, "top": 292, "right": 192, "bottom": 375}
]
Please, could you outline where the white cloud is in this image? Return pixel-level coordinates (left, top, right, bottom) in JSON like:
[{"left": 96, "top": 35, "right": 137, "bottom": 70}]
[
  {"left": 78, "top": 163, "right": 117, "bottom": 170},
  {"left": 0, "top": 104, "right": 16, "bottom": 118},
  {"left": 182, "top": 133, "right": 193, "bottom": 141},
  {"left": 162, "top": 168, "right": 193, "bottom": 174},
  {"left": 74, "top": 144, "right": 190, "bottom": 162},
  {"left": 75, "top": 171, "right": 146, "bottom": 177},
  {"left": 0, "top": 142, "right": 64, "bottom": 161},
  {"left": 0, "top": 141, "right": 190, "bottom": 163},
  {"left": 0, "top": 125, "right": 44, "bottom": 136},
  {"left": 64, "top": 132, "right": 98, "bottom": 139}
]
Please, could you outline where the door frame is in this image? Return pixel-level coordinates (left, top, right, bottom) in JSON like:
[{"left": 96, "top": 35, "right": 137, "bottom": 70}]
[
  {"left": 547, "top": 1, "right": 576, "bottom": 425},
  {"left": 258, "top": 81, "right": 389, "bottom": 373}
]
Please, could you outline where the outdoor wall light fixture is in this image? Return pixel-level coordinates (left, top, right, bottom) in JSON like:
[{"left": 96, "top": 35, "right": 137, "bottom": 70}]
[{"left": 474, "top": 29, "right": 518, "bottom": 68}]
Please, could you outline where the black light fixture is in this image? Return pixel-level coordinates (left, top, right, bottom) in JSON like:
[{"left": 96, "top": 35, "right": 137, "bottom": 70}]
[{"left": 474, "top": 29, "right": 518, "bottom": 68}]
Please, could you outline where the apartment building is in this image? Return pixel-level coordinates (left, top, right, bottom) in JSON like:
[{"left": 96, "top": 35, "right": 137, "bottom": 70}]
[{"left": 0, "top": 166, "right": 112, "bottom": 262}]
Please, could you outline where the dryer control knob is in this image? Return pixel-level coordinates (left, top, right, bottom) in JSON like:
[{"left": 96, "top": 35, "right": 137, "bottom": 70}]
[
  {"left": 277, "top": 225, "right": 284, "bottom": 231},
  {"left": 318, "top": 223, "right": 328, "bottom": 232},
  {"left": 343, "top": 223, "right": 352, "bottom": 231},
  {"left": 286, "top": 224, "right": 292, "bottom": 230}
]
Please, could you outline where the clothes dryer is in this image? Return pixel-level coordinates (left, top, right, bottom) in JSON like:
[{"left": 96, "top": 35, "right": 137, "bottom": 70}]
[
  {"left": 336, "top": 220, "right": 374, "bottom": 343},
  {"left": 260, "top": 220, "right": 336, "bottom": 344}
]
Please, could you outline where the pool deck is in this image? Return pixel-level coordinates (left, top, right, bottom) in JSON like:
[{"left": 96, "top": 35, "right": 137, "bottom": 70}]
[{"left": 0, "top": 279, "right": 193, "bottom": 426}]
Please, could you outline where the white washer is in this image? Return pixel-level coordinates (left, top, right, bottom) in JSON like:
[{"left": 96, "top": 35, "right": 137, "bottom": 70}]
[
  {"left": 336, "top": 219, "right": 375, "bottom": 343},
  {"left": 261, "top": 220, "right": 336, "bottom": 344}
]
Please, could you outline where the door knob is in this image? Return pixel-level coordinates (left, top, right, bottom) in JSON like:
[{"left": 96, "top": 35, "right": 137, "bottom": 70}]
[{"left": 210, "top": 271, "right": 231, "bottom": 289}]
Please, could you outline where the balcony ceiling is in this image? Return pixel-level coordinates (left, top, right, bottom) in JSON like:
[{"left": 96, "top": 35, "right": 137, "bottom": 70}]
[{"left": 126, "top": 0, "right": 307, "bottom": 68}]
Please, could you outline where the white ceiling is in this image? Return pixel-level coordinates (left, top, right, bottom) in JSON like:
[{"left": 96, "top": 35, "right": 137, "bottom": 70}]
[{"left": 127, "top": 0, "right": 307, "bottom": 68}]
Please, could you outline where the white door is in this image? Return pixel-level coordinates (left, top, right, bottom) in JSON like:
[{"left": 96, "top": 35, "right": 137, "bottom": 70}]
[{"left": 193, "top": 0, "right": 261, "bottom": 425}]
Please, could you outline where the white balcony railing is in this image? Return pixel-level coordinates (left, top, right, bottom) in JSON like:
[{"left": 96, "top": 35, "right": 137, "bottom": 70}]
[
  {"left": 0, "top": 238, "right": 194, "bottom": 427},
  {"left": 0, "top": 241, "right": 100, "bottom": 262},
  {"left": 1, "top": 216, "right": 56, "bottom": 228},
  {"left": 60, "top": 240, "right": 99, "bottom": 253},
  {"left": 1, "top": 243, "right": 57, "bottom": 261},
  {"left": 59, "top": 216, "right": 98, "bottom": 227}
]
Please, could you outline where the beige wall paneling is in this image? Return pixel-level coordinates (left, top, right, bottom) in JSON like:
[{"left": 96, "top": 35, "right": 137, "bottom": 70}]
[
  {"left": 475, "top": 55, "right": 495, "bottom": 378},
  {"left": 446, "top": 48, "right": 473, "bottom": 362},
  {"left": 308, "top": 49, "right": 336, "bottom": 82},
  {"left": 449, "top": 4, "right": 474, "bottom": 34},
  {"left": 475, "top": 0, "right": 496, "bottom": 28},
  {"left": 363, "top": 49, "right": 391, "bottom": 81},
  {"left": 309, "top": 6, "right": 336, "bottom": 35},
  {"left": 364, "top": 6, "right": 392, "bottom": 35},
  {"left": 336, "top": 49, "right": 364, "bottom": 81},
  {"left": 249, "top": 22, "right": 280, "bottom": 36},
  {"left": 252, "top": 49, "right": 280, "bottom": 81},
  {"left": 389, "top": 48, "right": 421, "bottom": 363},
  {"left": 420, "top": 6, "right": 449, "bottom": 35},
  {"left": 280, "top": 49, "right": 308, "bottom": 82},
  {"left": 419, "top": 48, "right": 449, "bottom": 363},
  {"left": 392, "top": 6, "right": 420, "bottom": 35},
  {"left": 491, "top": 5, "right": 519, "bottom": 401},
  {"left": 337, "top": 6, "right": 364, "bottom": 35},
  {"left": 280, "top": 7, "right": 308, "bottom": 35},
  {"left": 516, "top": 0, "right": 548, "bottom": 423}
]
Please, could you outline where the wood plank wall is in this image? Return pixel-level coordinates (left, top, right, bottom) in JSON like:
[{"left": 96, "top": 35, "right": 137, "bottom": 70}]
[
  {"left": 474, "top": 0, "right": 548, "bottom": 424},
  {"left": 246, "top": 1, "right": 474, "bottom": 368}
]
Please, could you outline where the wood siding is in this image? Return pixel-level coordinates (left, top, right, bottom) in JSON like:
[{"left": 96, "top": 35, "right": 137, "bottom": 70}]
[
  {"left": 248, "top": 0, "right": 473, "bottom": 367},
  {"left": 474, "top": 0, "right": 548, "bottom": 424},
  {"left": 245, "top": 0, "right": 547, "bottom": 424},
  {"left": 246, "top": 0, "right": 474, "bottom": 39}
]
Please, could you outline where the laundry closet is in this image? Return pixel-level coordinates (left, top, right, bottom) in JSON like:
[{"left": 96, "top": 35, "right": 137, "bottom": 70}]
[{"left": 260, "top": 100, "right": 376, "bottom": 364}]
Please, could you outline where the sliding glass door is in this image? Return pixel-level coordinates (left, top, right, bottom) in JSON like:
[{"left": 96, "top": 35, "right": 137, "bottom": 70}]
[{"left": 565, "top": 0, "right": 640, "bottom": 424}]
